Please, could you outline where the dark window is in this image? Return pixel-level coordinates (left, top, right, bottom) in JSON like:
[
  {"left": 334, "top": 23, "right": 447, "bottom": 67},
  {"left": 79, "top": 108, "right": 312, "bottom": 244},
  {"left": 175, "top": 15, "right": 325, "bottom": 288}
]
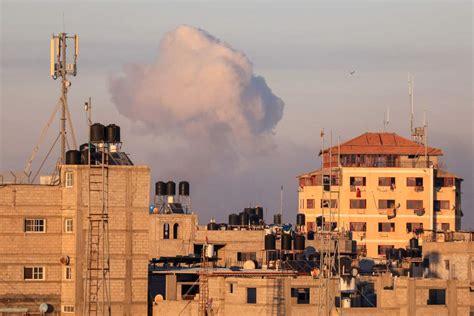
[
  {"left": 181, "top": 284, "right": 199, "bottom": 300},
  {"left": 350, "top": 222, "right": 367, "bottom": 232},
  {"left": 444, "top": 260, "right": 450, "bottom": 270},
  {"left": 378, "top": 223, "right": 395, "bottom": 232},
  {"left": 247, "top": 288, "right": 257, "bottom": 304},
  {"left": 428, "top": 289, "right": 446, "bottom": 305},
  {"left": 321, "top": 199, "right": 337, "bottom": 208},
  {"left": 350, "top": 199, "right": 367, "bottom": 209},
  {"left": 350, "top": 177, "right": 366, "bottom": 186},
  {"left": 378, "top": 200, "right": 396, "bottom": 209},
  {"left": 291, "top": 288, "right": 310, "bottom": 304},
  {"left": 437, "top": 223, "right": 450, "bottom": 231},
  {"left": 307, "top": 199, "right": 315, "bottom": 209},
  {"left": 378, "top": 245, "right": 394, "bottom": 255},
  {"left": 407, "top": 177, "right": 423, "bottom": 187},
  {"left": 163, "top": 223, "right": 169, "bottom": 239},
  {"left": 434, "top": 200, "right": 449, "bottom": 211},
  {"left": 237, "top": 252, "right": 256, "bottom": 261},
  {"left": 406, "top": 223, "right": 423, "bottom": 233},
  {"left": 229, "top": 283, "right": 234, "bottom": 293},
  {"left": 173, "top": 223, "right": 179, "bottom": 239},
  {"left": 378, "top": 177, "right": 396, "bottom": 187},
  {"left": 406, "top": 200, "right": 423, "bottom": 210}
]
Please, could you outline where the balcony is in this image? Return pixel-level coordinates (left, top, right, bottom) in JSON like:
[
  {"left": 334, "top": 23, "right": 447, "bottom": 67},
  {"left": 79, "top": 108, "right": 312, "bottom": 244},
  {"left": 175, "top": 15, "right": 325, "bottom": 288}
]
[{"left": 339, "top": 160, "right": 433, "bottom": 168}]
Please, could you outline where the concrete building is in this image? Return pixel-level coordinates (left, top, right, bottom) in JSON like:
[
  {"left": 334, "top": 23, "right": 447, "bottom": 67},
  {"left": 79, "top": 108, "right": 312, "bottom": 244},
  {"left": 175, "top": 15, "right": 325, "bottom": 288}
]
[
  {"left": 297, "top": 132, "right": 463, "bottom": 258},
  {"left": 0, "top": 164, "right": 150, "bottom": 315}
]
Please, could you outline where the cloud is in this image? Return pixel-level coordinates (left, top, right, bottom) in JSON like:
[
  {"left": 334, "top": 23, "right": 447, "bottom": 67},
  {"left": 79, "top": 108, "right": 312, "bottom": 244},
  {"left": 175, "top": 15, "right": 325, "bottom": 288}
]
[{"left": 110, "top": 25, "right": 284, "bottom": 176}]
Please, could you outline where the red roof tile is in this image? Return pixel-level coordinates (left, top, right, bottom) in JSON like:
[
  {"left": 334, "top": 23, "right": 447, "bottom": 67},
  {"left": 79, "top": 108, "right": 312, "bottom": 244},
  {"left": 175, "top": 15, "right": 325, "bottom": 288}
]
[{"left": 322, "top": 132, "right": 443, "bottom": 156}]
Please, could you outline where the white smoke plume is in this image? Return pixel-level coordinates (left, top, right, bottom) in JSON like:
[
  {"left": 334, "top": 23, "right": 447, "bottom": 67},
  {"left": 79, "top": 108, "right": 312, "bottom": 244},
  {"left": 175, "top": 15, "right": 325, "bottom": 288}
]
[{"left": 110, "top": 25, "right": 284, "bottom": 176}]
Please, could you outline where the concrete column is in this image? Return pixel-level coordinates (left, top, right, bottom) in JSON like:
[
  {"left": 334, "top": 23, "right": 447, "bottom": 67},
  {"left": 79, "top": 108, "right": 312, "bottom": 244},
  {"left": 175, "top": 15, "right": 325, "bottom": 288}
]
[{"left": 407, "top": 278, "right": 416, "bottom": 316}]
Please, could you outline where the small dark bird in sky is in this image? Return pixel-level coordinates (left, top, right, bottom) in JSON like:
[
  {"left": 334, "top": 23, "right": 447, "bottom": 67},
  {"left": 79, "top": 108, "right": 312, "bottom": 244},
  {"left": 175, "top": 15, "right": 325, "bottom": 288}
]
[{"left": 350, "top": 70, "right": 356, "bottom": 75}]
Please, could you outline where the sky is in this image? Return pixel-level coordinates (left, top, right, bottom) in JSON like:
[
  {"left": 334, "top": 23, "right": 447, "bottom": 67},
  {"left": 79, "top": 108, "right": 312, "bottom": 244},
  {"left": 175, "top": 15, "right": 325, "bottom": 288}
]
[{"left": 1, "top": 0, "right": 472, "bottom": 228}]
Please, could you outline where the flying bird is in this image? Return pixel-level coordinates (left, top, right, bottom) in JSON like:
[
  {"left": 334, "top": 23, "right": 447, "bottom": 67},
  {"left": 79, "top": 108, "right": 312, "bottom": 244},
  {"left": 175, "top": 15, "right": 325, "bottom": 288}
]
[{"left": 349, "top": 70, "right": 356, "bottom": 75}]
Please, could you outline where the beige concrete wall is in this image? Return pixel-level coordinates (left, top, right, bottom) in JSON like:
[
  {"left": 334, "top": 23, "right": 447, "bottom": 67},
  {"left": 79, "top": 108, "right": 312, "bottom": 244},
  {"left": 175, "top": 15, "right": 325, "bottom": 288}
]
[
  {"left": 298, "top": 166, "right": 457, "bottom": 257},
  {"left": 423, "top": 242, "right": 474, "bottom": 282},
  {"left": 0, "top": 164, "right": 150, "bottom": 315}
]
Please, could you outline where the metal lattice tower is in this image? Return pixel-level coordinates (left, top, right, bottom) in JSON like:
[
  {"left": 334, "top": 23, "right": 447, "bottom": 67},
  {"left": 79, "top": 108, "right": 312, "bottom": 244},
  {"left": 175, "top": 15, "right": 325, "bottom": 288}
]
[
  {"left": 198, "top": 246, "right": 210, "bottom": 316},
  {"left": 317, "top": 130, "right": 342, "bottom": 315},
  {"left": 84, "top": 104, "right": 111, "bottom": 316}
]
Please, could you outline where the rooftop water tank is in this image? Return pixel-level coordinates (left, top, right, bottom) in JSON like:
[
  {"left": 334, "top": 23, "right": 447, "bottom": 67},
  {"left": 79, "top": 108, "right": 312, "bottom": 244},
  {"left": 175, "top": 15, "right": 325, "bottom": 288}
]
[
  {"left": 179, "top": 181, "right": 190, "bottom": 196},
  {"left": 256, "top": 206, "right": 264, "bottom": 220},
  {"left": 273, "top": 214, "right": 282, "bottom": 225},
  {"left": 155, "top": 181, "right": 166, "bottom": 196},
  {"left": 294, "top": 234, "right": 305, "bottom": 250},
  {"left": 281, "top": 234, "right": 292, "bottom": 250},
  {"left": 65, "top": 150, "right": 81, "bottom": 165},
  {"left": 207, "top": 222, "right": 218, "bottom": 231},
  {"left": 264, "top": 234, "right": 276, "bottom": 250},
  {"left": 296, "top": 213, "right": 306, "bottom": 226},
  {"left": 228, "top": 213, "right": 239, "bottom": 226},
  {"left": 105, "top": 124, "right": 120, "bottom": 143},
  {"left": 90, "top": 123, "right": 105, "bottom": 143},
  {"left": 409, "top": 237, "right": 419, "bottom": 249},
  {"left": 239, "top": 212, "right": 249, "bottom": 226},
  {"left": 166, "top": 181, "right": 176, "bottom": 196}
]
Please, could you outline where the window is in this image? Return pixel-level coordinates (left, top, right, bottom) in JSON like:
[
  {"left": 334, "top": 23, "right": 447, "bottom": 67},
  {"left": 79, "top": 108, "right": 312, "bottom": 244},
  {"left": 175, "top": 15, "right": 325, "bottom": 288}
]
[
  {"left": 64, "top": 218, "right": 73, "bottom": 233},
  {"left": 350, "top": 199, "right": 366, "bottom": 209},
  {"left": 181, "top": 284, "right": 199, "bottom": 300},
  {"left": 229, "top": 283, "right": 234, "bottom": 293},
  {"left": 407, "top": 177, "right": 423, "bottom": 187},
  {"left": 247, "top": 288, "right": 257, "bottom": 304},
  {"left": 65, "top": 266, "right": 72, "bottom": 280},
  {"left": 237, "top": 252, "right": 256, "bottom": 261},
  {"left": 436, "top": 223, "right": 450, "bottom": 231},
  {"left": 435, "top": 177, "right": 454, "bottom": 187},
  {"left": 291, "top": 288, "right": 310, "bottom": 304},
  {"left": 321, "top": 199, "right": 337, "bottom": 208},
  {"left": 306, "top": 199, "right": 315, "bottom": 209},
  {"left": 163, "top": 223, "right": 169, "bottom": 239},
  {"left": 378, "top": 200, "right": 396, "bottom": 209},
  {"left": 434, "top": 200, "right": 450, "bottom": 211},
  {"left": 406, "top": 223, "right": 423, "bottom": 233},
  {"left": 378, "top": 223, "right": 395, "bottom": 232},
  {"left": 378, "top": 245, "right": 394, "bottom": 255},
  {"left": 65, "top": 171, "right": 74, "bottom": 188},
  {"left": 444, "top": 260, "right": 450, "bottom": 270},
  {"left": 406, "top": 200, "right": 423, "bottom": 210},
  {"left": 427, "top": 289, "right": 446, "bottom": 305},
  {"left": 350, "top": 176, "right": 366, "bottom": 186},
  {"left": 24, "top": 267, "right": 45, "bottom": 280},
  {"left": 173, "top": 223, "right": 179, "bottom": 239},
  {"left": 378, "top": 177, "right": 396, "bottom": 187},
  {"left": 63, "top": 305, "right": 75, "bottom": 313},
  {"left": 24, "top": 219, "right": 46, "bottom": 233},
  {"left": 350, "top": 222, "right": 366, "bottom": 232}
]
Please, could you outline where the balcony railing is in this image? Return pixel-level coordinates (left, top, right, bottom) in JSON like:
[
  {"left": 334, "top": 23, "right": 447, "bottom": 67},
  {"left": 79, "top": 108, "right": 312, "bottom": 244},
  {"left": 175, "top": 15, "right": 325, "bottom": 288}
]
[{"left": 338, "top": 161, "right": 433, "bottom": 168}]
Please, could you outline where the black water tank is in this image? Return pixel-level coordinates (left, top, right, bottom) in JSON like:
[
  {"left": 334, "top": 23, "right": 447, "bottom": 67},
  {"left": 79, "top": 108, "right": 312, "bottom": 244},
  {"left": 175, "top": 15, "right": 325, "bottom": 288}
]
[
  {"left": 340, "top": 256, "right": 352, "bottom": 275},
  {"left": 79, "top": 143, "right": 96, "bottom": 164},
  {"left": 207, "top": 222, "right": 218, "bottom": 230},
  {"left": 294, "top": 234, "right": 305, "bottom": 250},
  {"left": 256, "top": 207, "right": 264, "bottom": 220},
  {"left": 90, "top": 123, "right": 105, "bottom": 143},
  {"left": 307, "top": 231, "right": 315, "bottom": 240},
  {"left": 105, "top": 124, "right": 120, "bottom": 143},
  {"left": 249, "top": 214, "right": 260, "bottom": 226},
  {"left": 228, "top": 213, "right": 239, "bottom": 226},
  {"left": 273, "top": 214, "right": 282, "bottom": 225},
  {"left": 155, "top": 181, "right": 166, "bottom": 196},
  {"left": 244, "top": 207, "right": 256, "bottom": 215},
  {"left": 385, "top": 248, "right": 393, "bottom": 260},
  {"left": 239, "top": 212, "right": 249, "bottom": 226},
  {"left": 65, "top": 150, "right": 81, "bottom": 165},
  {"left": 179, "top": 181, "right": 190, "bottom": 196},
  {"left": 166, "top": 181, "right": 176, "bottom": 196},
  {"left": 412, "top": 248, "right": 422, "bottom": 258},
  {"left": 265, "top": 234, "right": 276, "bottom": 250},
  {"left": 406, "top": 249, "right": 414, "bottom": 258},
  {"left": 409, "top": 237, "right": 419, "bottom": 249},
  {"left": 296, "top": 213, "right": 306, "bottom": 226},
  {"left": 281, "top": 234, "right": 292, "bottom": 250},
  {"left": 316, "top": 216, "right": 324, "bottom": 228}
]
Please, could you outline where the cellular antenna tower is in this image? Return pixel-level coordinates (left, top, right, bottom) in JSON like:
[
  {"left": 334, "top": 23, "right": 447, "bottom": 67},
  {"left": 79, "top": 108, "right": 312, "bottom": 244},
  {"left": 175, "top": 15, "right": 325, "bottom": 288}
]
[{"left": 51, "top": 32, "right": 79, "bottom": 163}]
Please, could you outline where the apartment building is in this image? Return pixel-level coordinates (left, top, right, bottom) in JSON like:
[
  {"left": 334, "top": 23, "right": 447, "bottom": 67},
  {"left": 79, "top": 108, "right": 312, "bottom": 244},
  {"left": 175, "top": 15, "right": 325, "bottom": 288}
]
[
  {"left": 297, "top": 132, "right": 462, "bottom": 258},
  {"left": 0, "top": 164, "right": 150, "bottom": 315}
]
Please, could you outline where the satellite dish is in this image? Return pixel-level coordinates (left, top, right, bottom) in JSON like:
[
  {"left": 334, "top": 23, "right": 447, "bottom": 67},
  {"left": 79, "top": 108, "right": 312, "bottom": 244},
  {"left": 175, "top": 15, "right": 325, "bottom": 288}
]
[
  {"left": 39, "top": 303, "right": 51, "bottom": 313},
  {"left": 154, "top": 294, "right": 164, "bottom": 304}
]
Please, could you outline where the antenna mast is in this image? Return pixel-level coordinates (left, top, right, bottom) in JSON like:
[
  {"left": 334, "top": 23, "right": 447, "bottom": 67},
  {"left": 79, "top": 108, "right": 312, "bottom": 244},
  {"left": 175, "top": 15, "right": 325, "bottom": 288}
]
[
  {"left": 51, "top": 32, "right": 79, "bottom": 163},
  {"left": 408, "top": 73, "right": 414, "bottom": 138}
]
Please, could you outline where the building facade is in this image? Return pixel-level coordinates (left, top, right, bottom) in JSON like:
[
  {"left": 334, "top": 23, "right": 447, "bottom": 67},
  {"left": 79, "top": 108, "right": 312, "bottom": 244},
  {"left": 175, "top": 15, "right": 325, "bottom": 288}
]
[
  {"left": 297, "top": 132, "right": 462, "bottom": 258},
  {"left": 0, "top": 165, "right": 150, "bottom": 315}
]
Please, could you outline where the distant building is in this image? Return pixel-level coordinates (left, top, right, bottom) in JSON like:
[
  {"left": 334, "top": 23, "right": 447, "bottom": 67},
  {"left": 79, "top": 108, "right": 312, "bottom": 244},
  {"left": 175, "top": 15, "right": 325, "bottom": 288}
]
[{"left": 297, "top": 132, "right": 463, "bottom": 258}]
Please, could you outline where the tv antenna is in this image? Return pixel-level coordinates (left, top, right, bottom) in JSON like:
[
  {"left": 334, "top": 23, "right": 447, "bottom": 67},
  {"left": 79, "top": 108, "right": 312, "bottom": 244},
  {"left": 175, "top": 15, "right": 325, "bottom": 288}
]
[
  {"left": 383, "top": 106, "right": 390, "bottom": 132},
  {"left": 408, "top": 73, "right": 415, "bottom": 138},
  {"left": 22, "top": 32, "right": 79, "bottom": 183}
]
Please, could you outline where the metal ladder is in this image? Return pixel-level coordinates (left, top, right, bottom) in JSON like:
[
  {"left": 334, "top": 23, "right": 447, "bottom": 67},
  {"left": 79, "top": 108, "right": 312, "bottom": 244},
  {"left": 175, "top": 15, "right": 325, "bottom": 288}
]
[
  {"left": 85, "top": 147, "right": 111, "bottom": 316},
  {"left": 271, "top": 277, "right": 285, "bottom": 316}
]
